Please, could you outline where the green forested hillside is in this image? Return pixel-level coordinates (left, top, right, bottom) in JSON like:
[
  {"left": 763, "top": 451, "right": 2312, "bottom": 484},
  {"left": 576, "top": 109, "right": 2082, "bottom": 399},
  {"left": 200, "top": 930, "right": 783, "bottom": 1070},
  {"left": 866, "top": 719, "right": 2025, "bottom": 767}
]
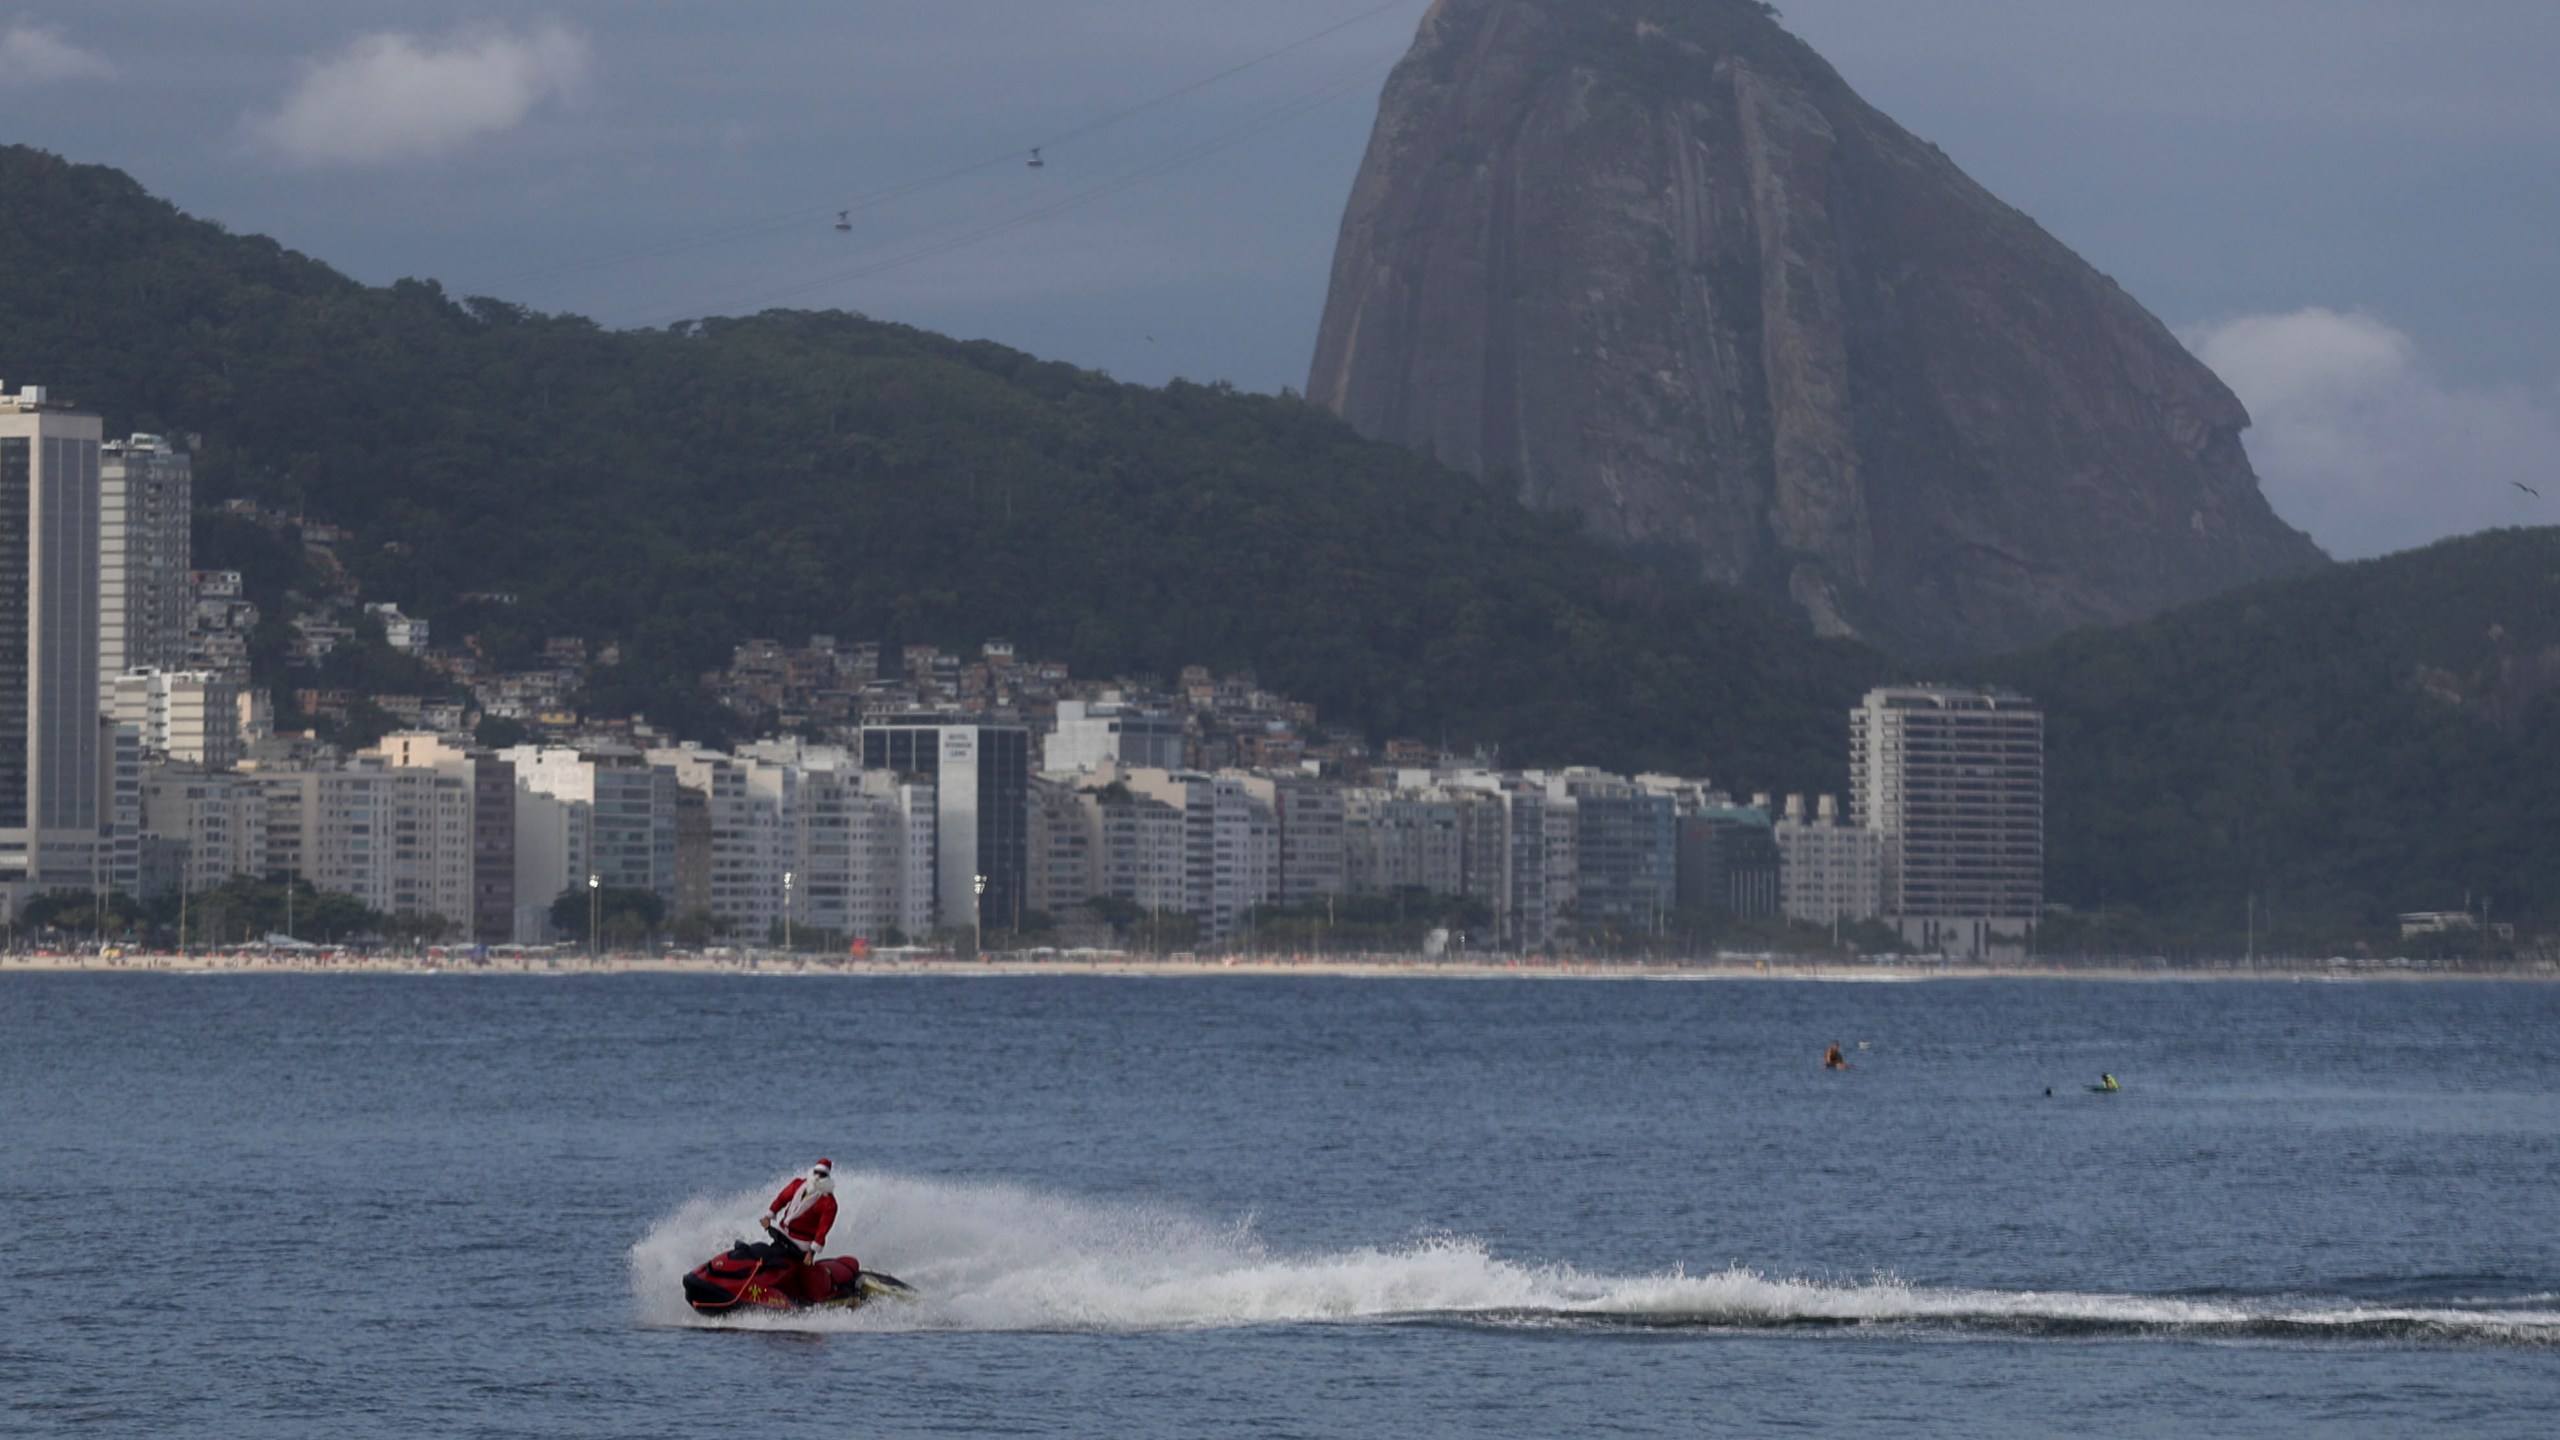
[
  {"left": 1987, "top": 528, "right": 2560, "bottom": 941},
  {"left": 0, "top": 145, "right": 1881, "bottom": 792}
]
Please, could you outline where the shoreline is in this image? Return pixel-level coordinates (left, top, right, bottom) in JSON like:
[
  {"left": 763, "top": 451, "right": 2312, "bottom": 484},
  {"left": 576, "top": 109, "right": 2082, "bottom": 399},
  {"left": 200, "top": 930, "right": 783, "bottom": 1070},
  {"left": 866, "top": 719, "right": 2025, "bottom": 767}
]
[{"left": 3, "top": 952, "right": 2550, "bottom": 983}]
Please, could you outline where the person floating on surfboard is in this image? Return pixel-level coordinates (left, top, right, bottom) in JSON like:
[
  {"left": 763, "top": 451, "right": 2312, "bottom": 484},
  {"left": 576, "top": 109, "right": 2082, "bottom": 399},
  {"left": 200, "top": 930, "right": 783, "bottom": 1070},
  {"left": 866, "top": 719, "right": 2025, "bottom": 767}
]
[
  {"left": 1823, "top": 1041, "right": 1849, "bottom": 1071},
  {"left": 2093, "top": 1073, "right": 2120, "bottom": 1093}
]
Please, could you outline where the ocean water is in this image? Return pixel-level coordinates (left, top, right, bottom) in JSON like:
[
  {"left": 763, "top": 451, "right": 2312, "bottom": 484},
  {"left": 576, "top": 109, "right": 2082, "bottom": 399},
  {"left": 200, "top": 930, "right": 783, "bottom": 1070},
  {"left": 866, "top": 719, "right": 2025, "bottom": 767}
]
[{"left": 2, "top": 973, "right": 2554, "bottom": 1436}]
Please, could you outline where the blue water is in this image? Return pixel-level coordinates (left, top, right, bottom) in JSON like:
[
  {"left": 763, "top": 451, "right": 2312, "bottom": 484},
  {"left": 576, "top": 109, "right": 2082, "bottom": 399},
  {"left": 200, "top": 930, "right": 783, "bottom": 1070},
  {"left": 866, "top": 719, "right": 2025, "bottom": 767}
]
[{"left": 3, "top": 974, "right": 2555, "bottom": 1436}]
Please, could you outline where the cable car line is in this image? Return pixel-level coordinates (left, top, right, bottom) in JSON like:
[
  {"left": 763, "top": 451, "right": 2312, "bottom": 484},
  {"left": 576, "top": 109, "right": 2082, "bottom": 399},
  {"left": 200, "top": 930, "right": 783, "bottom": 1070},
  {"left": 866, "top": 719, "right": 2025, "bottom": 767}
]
[
  {"left": 485, "top": 0, "right": 1417, "bottom": 292},
  {"left": 621, "top": 51, "right": 1398, "bottom": 328}
]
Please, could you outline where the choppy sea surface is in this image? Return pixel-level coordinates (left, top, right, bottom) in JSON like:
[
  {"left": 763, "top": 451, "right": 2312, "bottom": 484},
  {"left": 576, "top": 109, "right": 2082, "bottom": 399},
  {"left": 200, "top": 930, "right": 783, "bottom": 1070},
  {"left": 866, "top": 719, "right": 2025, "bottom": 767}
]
[{"left": 3, "top": 973, "right": 2555, "bottom": 1437}]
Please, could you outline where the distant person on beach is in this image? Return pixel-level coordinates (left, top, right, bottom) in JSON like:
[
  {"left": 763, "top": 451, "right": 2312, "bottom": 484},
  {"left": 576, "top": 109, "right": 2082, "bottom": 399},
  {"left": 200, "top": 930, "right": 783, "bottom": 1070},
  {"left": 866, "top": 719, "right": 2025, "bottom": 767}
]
[{"left": 1824, "top": 1042, "right": 1849, "bottom": 1071}]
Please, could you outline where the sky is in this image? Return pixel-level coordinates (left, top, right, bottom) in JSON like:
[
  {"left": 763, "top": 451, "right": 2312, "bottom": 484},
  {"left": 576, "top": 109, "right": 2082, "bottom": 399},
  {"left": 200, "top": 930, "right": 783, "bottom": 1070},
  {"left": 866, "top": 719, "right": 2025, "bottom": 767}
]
[{"left": 1, "top": 1, "right": 2555, "bottom": 559}]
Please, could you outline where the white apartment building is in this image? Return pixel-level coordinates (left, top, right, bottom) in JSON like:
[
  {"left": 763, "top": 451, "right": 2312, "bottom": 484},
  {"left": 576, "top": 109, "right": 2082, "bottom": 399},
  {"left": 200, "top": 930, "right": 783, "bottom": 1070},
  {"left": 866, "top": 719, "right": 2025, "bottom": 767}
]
[
  {"left": 372, "top": 733, "right": 515, "bottom": 945},
  {"left": 1342, "top": 790, "right": 1464, "bottom": 897},
  {"left": 1084, "top": 781, "right": 1186, "bottom": 921},
  {"left": 1027, "top": 777, "right": 1097, "bottom": 918},
  {"left": 363, "top": 602, "right": 429, "bottom": 654},
  {"left": 652, "top": 745, "right": 795, "bottom": 938},
  {"left": 1123, "top": 768, "right": 1277, "bottom": 941},
  {"left": 1438, "top": 771, "right": 1565, "bottom": 949},
  {"left": 1773, "top": 793, "right": 1884, "bottom": 926},
  {"left": 1850, "top": 685, "right": 2044, "bottom": 958},
  {"left": 253, "top": 758, "right": 475, "bottom": 927},
  {"left": 99, "top": 434, "right": 191, "bottom": 692},
  {"left": 792, "top": 764, "right": 909, "bottom": 944},
  {"left": 651, "top": 740, "right": 931, "bottom": 946},
  {"left": 139, "top": 767, "right": 264, "bottom": 899},
  {"left": 505, "top": 745, "right": 680, "bottom": 901},
  {"left": 109, "top": 668, "right": 242, "bottom": 770},
  {"left": 510, "top": 782, "right": 590, "bottom": 942},
  {"left": 1044, "top": 699, "right": 1186, "bottom": 772},
  {"left": 1250, "top": 776, "right": 1346, "bottom": 906},
  {"left": 883, "top": 772, "right": 938, "bottom": 938}
]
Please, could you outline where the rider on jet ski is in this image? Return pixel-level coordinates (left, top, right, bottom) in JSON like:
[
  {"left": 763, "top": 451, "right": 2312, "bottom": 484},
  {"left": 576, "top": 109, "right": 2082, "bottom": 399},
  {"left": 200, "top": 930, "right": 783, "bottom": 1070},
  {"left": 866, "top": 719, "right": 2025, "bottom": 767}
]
[{"left": 753, "top": 1158, "right": 838, "bottom": 1267}]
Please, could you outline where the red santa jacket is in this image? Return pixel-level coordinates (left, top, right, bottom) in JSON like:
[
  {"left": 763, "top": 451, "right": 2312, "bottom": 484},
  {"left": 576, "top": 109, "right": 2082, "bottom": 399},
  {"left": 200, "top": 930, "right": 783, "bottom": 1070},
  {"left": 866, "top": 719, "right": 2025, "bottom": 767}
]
[{"left": 765, "top": 1177, "right": 838, "bottom": 1250}]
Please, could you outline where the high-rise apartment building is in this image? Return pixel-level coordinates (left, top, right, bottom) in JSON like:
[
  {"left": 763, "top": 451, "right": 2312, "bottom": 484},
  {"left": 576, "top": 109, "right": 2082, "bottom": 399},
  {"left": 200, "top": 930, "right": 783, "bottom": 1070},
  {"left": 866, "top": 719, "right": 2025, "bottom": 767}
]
[
  {"left": 1026, "top": 777, "right": 1097, "bottom": 919},
  {"left": 99, "top": 434, "right": 191, "bottom": 691},
  {"left": 253, "top": 757, "right": 477, "bottom": 926},
  {"left": 109, "top": 668, "right": 242, "bottom": 770},
  {"left": 0, "top": 384, "right": 105, "bottom": 895},
  {"left": 1446, "top": 775, "right": 1561, "bottom": 949},
  {"left": 1084, "top": 782, "right": 1186, "bottom": 921},
  {"left": 100, "top": 721, "right": 140, "bottom": 897},
  {"left": 1044, "top": 700, "right": 1186, "bottom": 772},
  {"left": 139, "top": 767, "right": 264, "bottom": 900},
  {"left": 1552, "top": 775, "right": 1677, "bottom": 930},
  {"left": 1849, "top": 685, "right": 2044, "bottom": 957},
  {"left": 1342, "top": 790, "right": 1463, "bottom": 897},
  {"left": 651, "top": 745, "right": 794, "bottom": 937},
  {"left": 1773, "top": 793, "right": 1884, "bottom": 926},
  {"left": 1257, "top": 776, "right": 1345, "bottom": 906},
  {"left": 372, "top": 734, "right": 517, "bottom": 945},
  {"left": 1124, "top": 768, "right": 1278, "bottom": 942},
  {"left": 503, "top": 745, "right": 681, "bottom": 937},
  {"left": 795, "top": 766, "right": 911, "bottom": 945}
]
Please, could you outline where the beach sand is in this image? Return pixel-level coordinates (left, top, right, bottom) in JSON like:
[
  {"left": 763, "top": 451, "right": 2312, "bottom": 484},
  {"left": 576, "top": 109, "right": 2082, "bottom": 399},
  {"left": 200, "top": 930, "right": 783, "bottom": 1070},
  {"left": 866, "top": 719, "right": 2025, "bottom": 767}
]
[{"left": 2, "top": 951, "right": 2547, "bottom": 982}]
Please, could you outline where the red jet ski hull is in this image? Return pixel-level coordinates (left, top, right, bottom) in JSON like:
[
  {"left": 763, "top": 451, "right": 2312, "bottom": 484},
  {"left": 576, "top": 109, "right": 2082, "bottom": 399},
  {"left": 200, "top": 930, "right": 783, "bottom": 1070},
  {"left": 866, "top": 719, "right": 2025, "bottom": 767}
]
[{"left": 683, "top": 1243, "right": 911, "bottom": 1314}]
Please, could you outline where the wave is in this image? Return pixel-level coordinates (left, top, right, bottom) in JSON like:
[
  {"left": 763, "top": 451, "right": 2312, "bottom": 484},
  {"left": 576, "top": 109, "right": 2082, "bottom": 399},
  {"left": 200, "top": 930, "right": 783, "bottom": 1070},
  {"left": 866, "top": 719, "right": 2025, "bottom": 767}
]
[{"left": 629, "top": 1174, "right": 2560, "bottom": 1346}]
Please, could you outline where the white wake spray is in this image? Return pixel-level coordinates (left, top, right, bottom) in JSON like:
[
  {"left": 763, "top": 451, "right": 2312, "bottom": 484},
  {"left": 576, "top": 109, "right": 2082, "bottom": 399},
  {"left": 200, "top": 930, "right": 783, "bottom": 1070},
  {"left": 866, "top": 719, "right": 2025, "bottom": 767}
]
[{"left": 630, "top": 1173, "right": 2560, "bottom": 1344}]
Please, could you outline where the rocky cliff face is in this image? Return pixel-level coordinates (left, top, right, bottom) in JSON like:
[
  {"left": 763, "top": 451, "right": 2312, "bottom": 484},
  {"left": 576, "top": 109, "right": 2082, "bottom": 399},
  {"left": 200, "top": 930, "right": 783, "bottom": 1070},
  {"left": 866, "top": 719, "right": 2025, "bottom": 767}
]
[{"left": 1310, "top": 0, "right": 2325, "bottom": 656}]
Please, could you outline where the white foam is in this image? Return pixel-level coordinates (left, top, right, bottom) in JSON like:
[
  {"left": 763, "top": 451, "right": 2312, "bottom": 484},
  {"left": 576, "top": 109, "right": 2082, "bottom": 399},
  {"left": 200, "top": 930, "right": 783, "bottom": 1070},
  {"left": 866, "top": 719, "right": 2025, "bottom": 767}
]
[{"left": 629, "top": 1174, "right": 2560, "bottom": 1341}]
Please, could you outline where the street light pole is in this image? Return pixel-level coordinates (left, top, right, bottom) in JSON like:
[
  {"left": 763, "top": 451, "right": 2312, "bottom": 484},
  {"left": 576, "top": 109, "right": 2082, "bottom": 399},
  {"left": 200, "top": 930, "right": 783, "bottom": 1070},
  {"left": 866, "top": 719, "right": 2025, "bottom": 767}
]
[
  {"left": 973, "top": 873, "right": 988, "bottom": 959},
  {"left": 588, "top": 873, "right": 601, "bottom": 960},
  {"left": 783, "top": 870, "right": 795, "bottom": 953}
]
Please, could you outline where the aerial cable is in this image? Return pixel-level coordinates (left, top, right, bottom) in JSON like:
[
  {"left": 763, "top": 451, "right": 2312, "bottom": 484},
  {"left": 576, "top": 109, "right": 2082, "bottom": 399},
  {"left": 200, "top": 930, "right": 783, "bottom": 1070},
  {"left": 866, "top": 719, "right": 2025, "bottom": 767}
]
[
  {"left": 627, "top": 54, "right": 1393, "bottom": 323},
  {"left": 619, "top": 52, "right": 1398, "bottom": 327},
  {"left": 485, "top": 0, "right": 1417, "bottom": 291}
]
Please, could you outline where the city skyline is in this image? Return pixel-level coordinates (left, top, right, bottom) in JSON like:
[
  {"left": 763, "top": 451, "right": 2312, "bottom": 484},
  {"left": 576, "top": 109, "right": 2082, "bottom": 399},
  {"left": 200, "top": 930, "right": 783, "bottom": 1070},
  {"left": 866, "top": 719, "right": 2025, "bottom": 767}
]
[{"left": 0, "top": 394, "right": 2023, "bottom": 955}]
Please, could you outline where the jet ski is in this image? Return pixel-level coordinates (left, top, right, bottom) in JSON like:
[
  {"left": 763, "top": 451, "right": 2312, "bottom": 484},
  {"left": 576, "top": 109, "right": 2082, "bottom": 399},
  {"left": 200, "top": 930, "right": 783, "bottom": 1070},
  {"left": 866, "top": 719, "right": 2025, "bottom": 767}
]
[{"left": 682, "top": 1241, "right": 918, "bottom": 1315}]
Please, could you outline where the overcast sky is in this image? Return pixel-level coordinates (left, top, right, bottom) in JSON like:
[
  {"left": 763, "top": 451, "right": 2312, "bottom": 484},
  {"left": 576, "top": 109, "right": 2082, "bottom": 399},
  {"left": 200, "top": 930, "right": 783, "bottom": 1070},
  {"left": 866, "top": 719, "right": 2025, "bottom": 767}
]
[{"left": 3, "top": 1, "right": 2555, "bottom": 558}]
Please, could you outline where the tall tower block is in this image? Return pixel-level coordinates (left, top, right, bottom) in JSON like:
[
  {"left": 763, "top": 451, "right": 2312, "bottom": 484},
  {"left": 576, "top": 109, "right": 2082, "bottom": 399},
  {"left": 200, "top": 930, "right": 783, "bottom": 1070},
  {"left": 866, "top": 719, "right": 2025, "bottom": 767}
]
[
  {"left": 1850, "top": 685, "right": 2044, "bottom": 960},
  {"left": 0, "top": 383, "right": 106, "bottom": 893}
]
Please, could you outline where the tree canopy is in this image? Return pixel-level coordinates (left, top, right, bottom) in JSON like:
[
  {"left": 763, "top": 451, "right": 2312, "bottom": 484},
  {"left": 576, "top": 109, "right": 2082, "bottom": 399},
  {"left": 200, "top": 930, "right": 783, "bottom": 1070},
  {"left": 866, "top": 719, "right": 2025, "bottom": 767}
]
[{"left": 1982, "top": 526, "right": 2560, "bottom": 940}]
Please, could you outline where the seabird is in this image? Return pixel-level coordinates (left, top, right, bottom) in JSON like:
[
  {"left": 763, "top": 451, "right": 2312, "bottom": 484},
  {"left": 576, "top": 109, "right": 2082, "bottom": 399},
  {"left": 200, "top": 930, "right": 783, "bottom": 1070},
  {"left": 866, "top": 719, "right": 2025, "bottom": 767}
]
[{"left": 2516, "top": 481, "right": 2543, "bottom": 497}]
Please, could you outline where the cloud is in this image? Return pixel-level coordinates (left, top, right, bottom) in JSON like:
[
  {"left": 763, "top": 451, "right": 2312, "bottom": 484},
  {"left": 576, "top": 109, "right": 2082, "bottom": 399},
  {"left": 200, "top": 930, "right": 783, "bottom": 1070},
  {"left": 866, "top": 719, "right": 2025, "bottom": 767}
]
[
  {"left": 0, "top": 19, "right": 115, "bottom": 84},
  {"left": 249, "top": 23, "right": 590, "bottom": 165},
  {"left": 2190, "top": 308, "right": 2560, "bottom": 560}
]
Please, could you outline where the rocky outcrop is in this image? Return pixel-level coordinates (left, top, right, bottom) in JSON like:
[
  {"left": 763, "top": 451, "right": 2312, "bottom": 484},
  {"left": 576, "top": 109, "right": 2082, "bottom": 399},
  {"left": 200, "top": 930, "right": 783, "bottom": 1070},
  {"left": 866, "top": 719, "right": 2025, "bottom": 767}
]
[{"left": 1310, "top": 0, "right": 2325, "bottom": 656}]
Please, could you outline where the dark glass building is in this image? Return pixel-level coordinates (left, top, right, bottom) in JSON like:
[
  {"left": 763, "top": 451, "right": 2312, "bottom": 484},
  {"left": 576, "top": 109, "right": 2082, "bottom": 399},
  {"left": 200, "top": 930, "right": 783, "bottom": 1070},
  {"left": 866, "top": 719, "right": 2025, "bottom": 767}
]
[{"left": 861, "top": 723, "right": 1030, "bottom": 933}]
